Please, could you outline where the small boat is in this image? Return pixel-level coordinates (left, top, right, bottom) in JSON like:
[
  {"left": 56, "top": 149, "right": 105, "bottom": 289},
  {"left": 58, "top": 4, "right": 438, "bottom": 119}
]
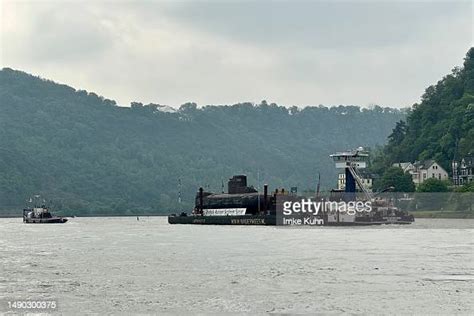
[{"left": 23, "top": 196, "right": 68, "bottom": 224}]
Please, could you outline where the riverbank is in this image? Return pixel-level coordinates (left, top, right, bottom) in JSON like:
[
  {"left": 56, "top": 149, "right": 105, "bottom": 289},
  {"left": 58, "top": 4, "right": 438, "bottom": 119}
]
[{"left": 411, "top": 211, "right": 474, "bottom": 219}]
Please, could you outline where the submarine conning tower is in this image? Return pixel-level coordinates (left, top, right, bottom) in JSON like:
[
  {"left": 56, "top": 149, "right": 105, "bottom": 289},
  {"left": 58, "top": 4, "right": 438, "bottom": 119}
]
[
  {"left": 330, "top": 147, "right": 369, "bottom": 198},
  {"left": 228, "top": 175, "right": 257, "bottom": 194}
]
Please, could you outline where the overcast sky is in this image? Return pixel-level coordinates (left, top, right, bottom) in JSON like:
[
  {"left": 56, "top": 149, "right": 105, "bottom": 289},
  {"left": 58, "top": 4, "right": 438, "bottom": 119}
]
[{"left": 1, "top": 0, "right": 472, "bottom": 108}]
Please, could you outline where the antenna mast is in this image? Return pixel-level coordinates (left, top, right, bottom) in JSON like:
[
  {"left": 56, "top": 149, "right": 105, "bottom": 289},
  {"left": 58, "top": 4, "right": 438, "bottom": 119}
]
[
  {"left": 316, "top": 172, "right": 321, "bottom": 198},
  {"left": 178, "top": 178, "right": 182, "bottom": 205},
  {"left": 257, "top": 170, "right": 260, "bottom": 214}
]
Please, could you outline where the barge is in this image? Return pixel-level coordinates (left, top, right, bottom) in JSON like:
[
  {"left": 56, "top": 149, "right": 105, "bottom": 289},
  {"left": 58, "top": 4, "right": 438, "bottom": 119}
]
[{"left": 168, "top": 148, "right": 414, "bottom": 226}]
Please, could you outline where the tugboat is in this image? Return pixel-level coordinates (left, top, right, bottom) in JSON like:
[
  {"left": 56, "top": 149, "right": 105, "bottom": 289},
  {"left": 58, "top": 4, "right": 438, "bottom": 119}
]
[
  {"left": 23, "top": 196, "right": 68, "bottom": 224},
  {"left": 329, "top": 147, "right": 414, "bottom": 225}
]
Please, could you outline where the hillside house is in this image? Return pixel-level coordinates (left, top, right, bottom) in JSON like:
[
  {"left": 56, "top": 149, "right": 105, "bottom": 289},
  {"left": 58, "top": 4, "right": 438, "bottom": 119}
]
[
  {"left": 393, "top": 160, "right": 448, "bottom": 185},
  {"left": 452, "top": 156, "right": 474, "bottom": 185}
]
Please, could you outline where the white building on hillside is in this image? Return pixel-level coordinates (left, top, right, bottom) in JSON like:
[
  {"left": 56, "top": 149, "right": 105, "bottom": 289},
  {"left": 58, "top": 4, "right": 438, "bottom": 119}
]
[
  {"left": 392, "top": 162, "right": 415, "bottom": 173},
  {"left": 393, "top": 160, "right": 449, "bottom": 185}
]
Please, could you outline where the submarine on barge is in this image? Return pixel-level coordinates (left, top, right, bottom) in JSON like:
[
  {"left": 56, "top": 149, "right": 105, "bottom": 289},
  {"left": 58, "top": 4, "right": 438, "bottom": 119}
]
[
  {"left": 167, "top": 177, "right": 414, "bottom": 226},
  {"left": 168, "top": 175, "right": 276, "bottom": 225}
]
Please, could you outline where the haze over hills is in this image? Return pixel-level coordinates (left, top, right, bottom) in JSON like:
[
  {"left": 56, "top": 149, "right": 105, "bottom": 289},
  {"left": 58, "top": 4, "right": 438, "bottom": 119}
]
[{"left": 0, "top": 68, "right": 406, "bottom": 215}]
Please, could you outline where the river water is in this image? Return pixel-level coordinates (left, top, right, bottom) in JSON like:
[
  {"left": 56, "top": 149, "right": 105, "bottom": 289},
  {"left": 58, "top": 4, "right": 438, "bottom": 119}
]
[{"left": 0, "top": 217, "right": 473, "bottom": 314}]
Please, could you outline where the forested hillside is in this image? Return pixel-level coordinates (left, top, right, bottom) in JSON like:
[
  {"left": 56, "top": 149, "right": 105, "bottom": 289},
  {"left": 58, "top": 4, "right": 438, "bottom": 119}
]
[
  {"left": 373, "top": 48, "right": 474, "bottom": 174},
  {"left": 0, "top": 68, "right": 405, "bottom": 215}
]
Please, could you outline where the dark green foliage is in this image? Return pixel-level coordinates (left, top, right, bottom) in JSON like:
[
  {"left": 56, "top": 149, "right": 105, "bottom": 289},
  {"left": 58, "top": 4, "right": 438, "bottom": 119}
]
[
  {"left": 416, "top": 178, "right": 450, "bottom": 192},
  {"left": 0, "top": 68, "right": 405, "bottom": 215},
  {"left": 454, "top": 182, "right": 474, "bottom": 192},
  {"left": 375, "top": 48, "right": 474, "bottom": 172},
  {"left": 374, "top": 167, "right": 415, "bottom": 192}
]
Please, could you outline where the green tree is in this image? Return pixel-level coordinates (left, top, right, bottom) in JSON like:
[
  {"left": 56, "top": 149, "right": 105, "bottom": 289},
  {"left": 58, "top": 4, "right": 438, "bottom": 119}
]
[
  {"left": 416, "top": 178, "right": 450, "bottom": 192},
  {"left": 387, "top": 120, "right": 407, "bottom": 147},
  {"left": 375, "top": 167, "right": 415, "bottom": 192}
]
